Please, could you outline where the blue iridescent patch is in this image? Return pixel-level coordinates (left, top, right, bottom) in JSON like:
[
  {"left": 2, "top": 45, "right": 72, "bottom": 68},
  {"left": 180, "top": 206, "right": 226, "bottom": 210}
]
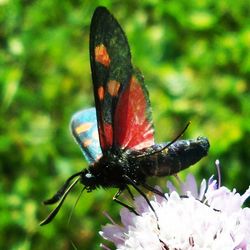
[{"left": 70, "top": 107, "right": 102, "bottom": 164}]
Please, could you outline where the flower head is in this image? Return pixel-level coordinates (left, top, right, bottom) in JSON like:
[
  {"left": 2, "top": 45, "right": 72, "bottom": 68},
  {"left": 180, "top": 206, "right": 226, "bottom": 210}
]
[{"left": 100, "top": 162, "right": 250, "bottom": 250}]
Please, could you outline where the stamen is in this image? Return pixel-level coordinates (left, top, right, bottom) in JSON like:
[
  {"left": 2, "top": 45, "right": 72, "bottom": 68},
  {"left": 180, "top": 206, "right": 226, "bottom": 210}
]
[
  {"left": 103, "top": 211, "right": 116, "bottom": 225},
  {"left": 215, "top": 159, "right": 221, "bottom": 188},
  {"left": 174, "top": 174, "right": 182, "bottom": 186},
  {"left": 100, "top": 243, "right": 111, "bottom": 250}
]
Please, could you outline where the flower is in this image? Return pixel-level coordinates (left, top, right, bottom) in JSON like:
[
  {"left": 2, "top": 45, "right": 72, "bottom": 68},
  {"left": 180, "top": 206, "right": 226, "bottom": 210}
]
[{"left": 100, "top": 161, "right": 250, "bottom": 250}]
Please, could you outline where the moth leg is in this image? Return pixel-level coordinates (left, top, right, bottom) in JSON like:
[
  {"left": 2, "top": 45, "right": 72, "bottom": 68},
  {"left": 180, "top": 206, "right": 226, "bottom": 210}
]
[
  {"left": 122, "top": 175, "right": 158, "bottom": 221},
  {"left": 113, "top": 188, "right": 139, "bottom": 215},
  {"left": 142, "top": 182, "right": 167, "bottom": 199},
  {"left": 123, "top": 175, "right": 168, "bottom": 248},
  {"left": 126, "top": 185, "right": 134, "bottom": 200}
]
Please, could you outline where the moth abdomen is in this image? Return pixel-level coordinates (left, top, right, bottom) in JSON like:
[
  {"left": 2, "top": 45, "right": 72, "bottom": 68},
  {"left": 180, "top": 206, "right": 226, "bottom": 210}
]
[{"left": 138, "top": 137, "right": 210, "bottom": 177}]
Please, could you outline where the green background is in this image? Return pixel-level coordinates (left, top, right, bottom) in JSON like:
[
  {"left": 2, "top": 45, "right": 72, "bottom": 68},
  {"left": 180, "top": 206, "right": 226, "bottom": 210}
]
[{"left": 1, "top": 0, "right": 250, "bottom": 249}]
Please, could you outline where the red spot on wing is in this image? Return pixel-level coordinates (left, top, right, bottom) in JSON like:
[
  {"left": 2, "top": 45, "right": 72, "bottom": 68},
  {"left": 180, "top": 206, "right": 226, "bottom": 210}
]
[
  {"left": 95, "top": 44, "right": 111, "bottom": 67},
  {"left": 99, "top": 122, "right": 113, "bottom": 150},
  {"left": 108, "top": 80, "right": 120, "bottom": 97},
  {"left": 98, "top": 86, "right": 105, "bottom": 101},
  {"left": 114, "top": 75, "right": 154, "bottom": 150}
]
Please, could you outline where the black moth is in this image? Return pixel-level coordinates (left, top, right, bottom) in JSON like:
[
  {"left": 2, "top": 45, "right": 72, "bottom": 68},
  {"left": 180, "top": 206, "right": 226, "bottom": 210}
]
[{"left": 40, "top": 6, "right": 209, "bottom": 226}]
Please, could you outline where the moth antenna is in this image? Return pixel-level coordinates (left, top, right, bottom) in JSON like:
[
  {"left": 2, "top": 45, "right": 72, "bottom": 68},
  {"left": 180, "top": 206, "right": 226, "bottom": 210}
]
[
  {"left": 135, "top": 121, "right": 191, "bottom": 159},
  {"left": 40, "top": 177, "right": 80, "bottom": 226},
  {"left": 43, "top": 171, "right": 82, "bottom": 205},
  {"left": 67, "top": 186, "right": 86, "bottom": 225}
]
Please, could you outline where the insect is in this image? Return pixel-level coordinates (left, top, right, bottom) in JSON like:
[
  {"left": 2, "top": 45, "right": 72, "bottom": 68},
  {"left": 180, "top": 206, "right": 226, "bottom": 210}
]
[{"left": 40, "top": 6, "right": 209, "bottom": 226}]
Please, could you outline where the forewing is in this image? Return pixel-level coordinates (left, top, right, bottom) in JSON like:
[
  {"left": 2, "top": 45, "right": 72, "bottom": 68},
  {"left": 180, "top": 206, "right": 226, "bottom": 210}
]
[
  {"left": 114, "top": 69, "right": 155, "bottom": 150},
  {"left": 90, "top": 7, "right": 132, "bottom": 151},
  {"left": 70, "top": 108, "right": 102, "bottom": 164}
]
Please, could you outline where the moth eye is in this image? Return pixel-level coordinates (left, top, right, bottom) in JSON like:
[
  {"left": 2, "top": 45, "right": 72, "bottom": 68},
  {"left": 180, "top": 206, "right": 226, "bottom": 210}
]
[
  {"left": 86, "top": 173, "right": 92, "bottom": 178},
  {"left": 107, "top": 80, "right": 120, "bottom": 97},
  {"left": 95, "top": 44, "right": 111, "bottom": 67}
]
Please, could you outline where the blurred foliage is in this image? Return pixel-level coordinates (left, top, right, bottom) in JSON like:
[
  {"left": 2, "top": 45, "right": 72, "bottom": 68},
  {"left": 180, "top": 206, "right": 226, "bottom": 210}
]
[{"left": 1, "top": 0, "right": 250, "bottom": 249}]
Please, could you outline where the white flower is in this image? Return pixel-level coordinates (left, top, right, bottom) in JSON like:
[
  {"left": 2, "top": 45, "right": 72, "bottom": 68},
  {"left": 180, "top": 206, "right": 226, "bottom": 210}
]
[{"left": 100, "top": 162, "right": 250, "bottom": 250}]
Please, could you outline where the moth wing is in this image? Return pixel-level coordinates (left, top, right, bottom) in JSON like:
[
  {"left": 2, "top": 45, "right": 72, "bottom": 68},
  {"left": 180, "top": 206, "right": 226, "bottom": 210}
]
[
  {"left": 70, "top": 107, "right": 102, "bottom": 164},
  {"left": 114, "top": 69, "right": 155, "bottom": 150},
  {"left": 90, "top": 7, "right": 133, "bottom": 151}
]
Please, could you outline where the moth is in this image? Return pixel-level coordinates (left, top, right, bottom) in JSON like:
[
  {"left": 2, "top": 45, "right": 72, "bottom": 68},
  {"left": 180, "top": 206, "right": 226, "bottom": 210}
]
[{"left": 40, "top": 6, "right": 209, "bottom": 225}]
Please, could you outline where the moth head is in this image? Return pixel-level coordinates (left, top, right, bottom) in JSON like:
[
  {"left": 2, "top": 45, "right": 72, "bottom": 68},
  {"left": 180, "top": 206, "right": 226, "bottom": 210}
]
[{"left": 80, "top": 169, "right": 97, "bottom": 192}]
